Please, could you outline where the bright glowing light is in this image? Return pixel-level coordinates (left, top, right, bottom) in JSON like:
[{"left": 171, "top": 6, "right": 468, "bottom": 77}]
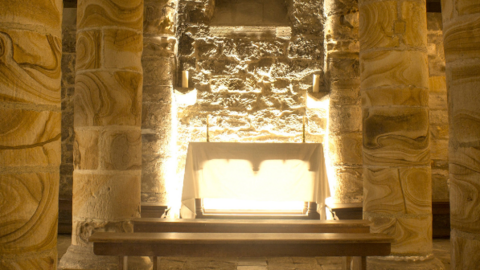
[
  {"left": 175, "top": 89, "right": 197, "bottom": 106},
  {"left": 306, "top": 92, "right": 329, "bottom": 109},
  {"left": 203, "top": 198, "right": 305, "bottom": 212},
  {"left": 165, "top": 88, "right": 181, "bottom": 218}
]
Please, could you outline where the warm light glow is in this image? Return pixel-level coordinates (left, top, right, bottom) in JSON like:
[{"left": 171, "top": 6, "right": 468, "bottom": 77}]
[
  {"left": 175, "top": 89, "right": 197, "bottom": 106},
  {"left": 306, "top": 92, "right": 329, "bottom": 109},
  {"left": 166, "top": 88, "right": 181, "bottom": 218},
  {"left": 203, "top": 198, "right": 305, "bottom": 212}
]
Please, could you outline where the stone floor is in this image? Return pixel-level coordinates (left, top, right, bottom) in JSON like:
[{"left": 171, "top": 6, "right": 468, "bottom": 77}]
[{"left": 57, "top": 235, "right": 451, "bottom": 269}]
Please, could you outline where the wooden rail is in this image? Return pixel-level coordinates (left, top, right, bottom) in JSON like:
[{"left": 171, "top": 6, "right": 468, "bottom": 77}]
[
  {"left": 90, "top": 232, "right": 392, "bottom": 270},
  {"left": 133, "top": 218, "right": 371, "bottom": 233}
]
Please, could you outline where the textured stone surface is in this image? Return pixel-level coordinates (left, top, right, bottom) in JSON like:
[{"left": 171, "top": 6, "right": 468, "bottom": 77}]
[
  {"left": 443, "top": 1, "right": 480, "bottom": 268},
  {"left": 59, "top": 0, "right": 145, "bottom": 268},
  {"left": 141, "top": 0, "right": 177, "bottom": 204},
  {"left": 360, "top": 0, "right": 439, "bottom": 267},
  {"left": 168, "top": 0, "right": 326, "bottom": 212},
  {"left": 0, "top": 0, "right": 62, "bottom": 268}
]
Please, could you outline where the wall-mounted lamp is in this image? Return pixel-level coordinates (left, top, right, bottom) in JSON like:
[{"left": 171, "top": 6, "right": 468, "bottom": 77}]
[
  {"left": 182, "top": 70, "right": 189, "bottom": 88},
  {"left": 312, "top": 74, "right": 320, "bottom": 93}
]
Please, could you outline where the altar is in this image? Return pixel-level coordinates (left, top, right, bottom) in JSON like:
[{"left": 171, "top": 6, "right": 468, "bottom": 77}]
[{"left": 181, "top": 142, "right": 330, "bottom": 219}]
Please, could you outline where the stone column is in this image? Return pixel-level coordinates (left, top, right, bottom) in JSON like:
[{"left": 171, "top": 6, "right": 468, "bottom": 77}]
[
  {"left": 359, "top": 0, "right": 443, "bottom": 268},
  {"left": 442, "top": 0, "right": 480, "bottom": 268},
  {"left": 141, "top": 0, "right": 177, "bottom": 206},
  {"left": 59, "top": 0, "right": 147, "bottom": 269},
  {"left": 0, "top": 1, "right": 62, "bottom": 269},
  {"left": 324, "top": 0, "right": 363, "bottom": 205}
]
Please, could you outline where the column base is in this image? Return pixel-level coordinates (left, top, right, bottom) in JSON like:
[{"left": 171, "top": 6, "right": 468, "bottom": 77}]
[
  {"left": 58, "top": 245, "right": 152, "bottom": 270},
  {"left": 366, "top": 256, "right": 444, "bottom": 270}
]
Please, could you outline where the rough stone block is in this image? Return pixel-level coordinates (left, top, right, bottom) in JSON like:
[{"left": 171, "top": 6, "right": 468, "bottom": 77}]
[
  {"left": 0, "top": 30, "right": 61, "bottom": 105},
  {"left": 73, "top": 129, "right": 99, "bottom": 170},
  {"left": 327, "top": 56, "right": 359, "bottom": 80},
  {"left": 77, "top": 0, "right": 143, "bottom": 31},
  {"left": 454, "top": 0, "right": 480, "bottom": 16},
  {"left": 429, "top": 76, "right": 447, "bottom": 93},
  {"left": 329, "top": 78, "right": 361, "bottom": 106},
  {"left": 328, "top": 105, "right": 362, "bottom": 134},
  {"left": 144, "top": 0, "right": 176, "bottom": 35},
  {"left": 429, "top": 110, "right": 448, "bottom": 125},
  {"left": 399, "top": 167, "right": 432, "bottom": 214},
  {"left": 360, "top": 50, "right": 429, "bottom": 90},
  {"left": 62, "top": 26, "right": 77, "bottom": 54},
  {"left": 401, "top": 1, "right": 427, "bottom": 48},
  {"left": 143, "top": 85, "right": 173, "bottom": 104},
  {"left": 142, "top": 101, "right": 173, "bottom": 130},
  {"left": 362, "top": 88, "right": 429, "bottom": 107},
  {"left": 99, "top": 129, "right": 142, "bottom": 171},
  {"left": 363, "top": 107, "right": 430, "bottom": 166},
  {"left": 448, "top": 64, "right": 480, "bottom": 144},
  {"left": 449, "top": 163, "right": 480, "bottom": 233},
  {"left": 71, "top": 219, "right": 134, "bottom": 247},
  {"left": 72, "top": 171, "right": 141, "bottom": 220},
  {"left": 0, "top": 109, "right": 61, "bottom": 168},
  {"left": 62, "top": 53, "right": 76, "bottom": 87},
  {"left": 0, "top": 252, "right": 57, "bottom": 270},
  {"left": 103, "top": 29, "right": 142, "bottom": 72},
  {"left": 143, "top": 37, "right": 176, "bottom": 58},
  {"left": 0, "top": 0, "right": 62, "bottom": 32},
  {"left": 74, "top": 71, "right": 142, "bottom": 127},
  {"left": 428, "top": 92, "right": 447, "bottom": 110},
  {"left": 427, "top": 13, "right": 443, "bottom": 32},
  {"left": 430, "top": 124, "right": 449, "bottom": 140},
  {"left": 363, "top": 167, "right": 405, "bottom": 214},
  {"left": 430, "top": 139, "right": 448, "bottom": 160},
  {"left": 328, "top": 133, "right": 363, "bottom": 166},
  {"left": 288, "top": 38, "right": 323, "bottom": 60},
  {"left": 451, "top": 229, "right": 480, "bottom": 269},
  {"left": 76, "top": 30, "right": 102, "bottom": 71},
  {"left": 0, "top": 173, "right": 59, "bottom": 253},
  {"left": 444, "top": 15, "right": 480, "bottom": 63},
  {"left": 330, "top": 166, "right": 363, "bottom": 203},
  {"left": 143, "top": 57, "right": 174, "bottom": 86},
  {"left": 359, "top": 1, "right": 399, "bottom": 51},
  {"left": 432, "top": 169, "right": 449, "bottom": 201},
  {"left": 325, "top": 13, "right": 359, "bottom": 43},
  {"left": 364, "top": 213, "right": 432, "bottom": 256}
]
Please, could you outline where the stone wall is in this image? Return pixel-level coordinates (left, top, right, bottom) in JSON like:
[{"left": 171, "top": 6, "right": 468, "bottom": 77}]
[
  {"left": 56, "top": 4, "right": 449, "bottom": 219},
  {"left": 173, "top": 0, "right": 327, "bottom": 208},
  {"left": 427, "top": 13, "right": 448, "bottom": 202}
]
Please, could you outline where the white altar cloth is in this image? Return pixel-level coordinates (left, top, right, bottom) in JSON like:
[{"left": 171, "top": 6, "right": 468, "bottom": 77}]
[{"left": 181, "top": 142, "right": 330, "bottom": 219}]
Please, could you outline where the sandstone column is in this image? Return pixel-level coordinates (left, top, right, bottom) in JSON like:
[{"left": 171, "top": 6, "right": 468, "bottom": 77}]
[
  {"left": 359, "top": 0, "right": 443, "bottom": 268},
  {"left": 442, "top": 0, "right": 480, "bottom": 268},
  {"left": 141, "top": 0, "right": 177, "bottom": 206},
  {"left": 324, "top": 0, "right": 363, "bottom": 205},
  {"left": 59, "top": 0, "right": 146, "bottom": 269},
  {"left": 0, "top": 1, "right": 62, "bottom": 269}
]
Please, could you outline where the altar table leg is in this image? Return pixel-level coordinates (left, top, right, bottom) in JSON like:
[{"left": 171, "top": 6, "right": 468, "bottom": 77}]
[
  {"left": 118, "top": 256, "right": 128, "bottom": 270},
  {"left": 361, "top": 256, "right": 367, "bottom": 270},
  {"left": 152, "top": 256, "right": 158, "bottom": 270},
  {"left": 344, "top": 256, "right": 352, "bottom": 270}
]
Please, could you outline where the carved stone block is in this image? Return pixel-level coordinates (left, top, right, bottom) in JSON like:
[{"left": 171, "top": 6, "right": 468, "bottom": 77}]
[
  {"left": 77, "top": 0, "right": 143, "bottom": 31},
  {"left": 75, "top": 71, "right": 142, "bottom": 127},
  {"left": 361, "top": 50, "right": 429, "bottom": 90},
  {"left": 73, "top": 172, "right": 141, "bottom": 220}
]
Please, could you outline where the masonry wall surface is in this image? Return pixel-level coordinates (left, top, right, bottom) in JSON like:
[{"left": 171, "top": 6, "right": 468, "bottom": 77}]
[{"left": 172, "top": 0, "right": 327, "bottom": 209}]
